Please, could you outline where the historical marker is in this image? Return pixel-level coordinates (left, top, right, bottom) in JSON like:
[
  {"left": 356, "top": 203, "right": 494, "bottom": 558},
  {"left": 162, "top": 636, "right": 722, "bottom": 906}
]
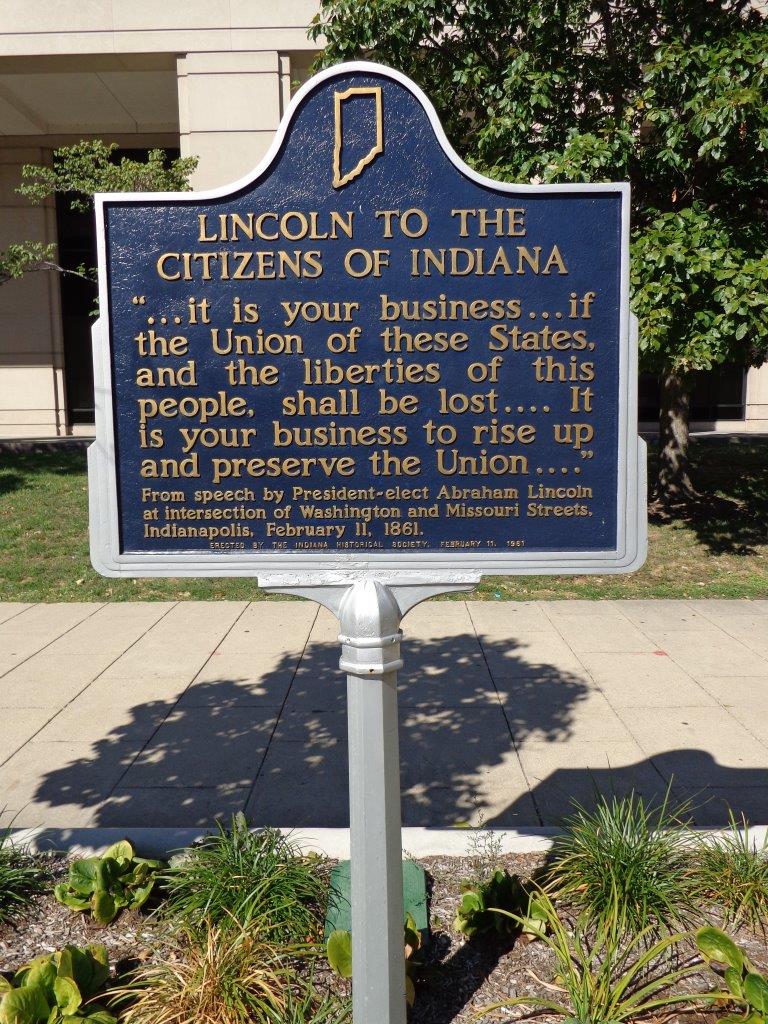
[
  {"left": 89, "top": 63, "right": 645, "bottom": 580},
  {"left": 88, "top": 62, "right": 646, "bottom": 1024}
]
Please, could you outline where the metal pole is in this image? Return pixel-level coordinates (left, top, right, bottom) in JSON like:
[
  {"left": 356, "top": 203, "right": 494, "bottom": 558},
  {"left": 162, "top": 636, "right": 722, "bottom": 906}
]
[{"left": 338, "top": 579, "right": 407, "bottom": 1024}]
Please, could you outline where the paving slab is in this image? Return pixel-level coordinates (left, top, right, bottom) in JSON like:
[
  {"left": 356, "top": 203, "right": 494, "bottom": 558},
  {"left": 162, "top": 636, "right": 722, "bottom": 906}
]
[
  {"left": 0, "top": 740, "right": 132, "bottom": 822},
  {"left": 121, "top": 705, "right": 278, "bottom": 789},
  {"left": 48, "top": 602, "right": 174, "bottom": 656},
  {"left": 0, "top": 603, "right": 32, "bottom": 626},
  {"left": 402, "top": 601, "right": 478, "bottom": 641},
  {"left": 34, "top": 698, "right": 174, "bottom": 745},
  {"left": 510, "top": 691, "right": 634, "bottom": 745},
  {"left": 672, "top": 787, "right": 768, "bottom": 827},
  {"left": 216, "top": 600, "right": 316, "bottom": 654},
  {"left": 177, "top": 659, "right": 295, "bottom": 707},
  {"left": 552, "top": 620, "right": 657, "bottom": 655},
  {"left": 0, "top": 653, "right": 118, "bottom": 707},
  {"left": 616, "top": 599, "right": 714, "bottom": 633},
  {"left": 501, "top": 677, "right": 595, "bottom": 745},
  {"left": 652, "top": 632, "right": 768, "bottom": 678},
  {"left": 696, "top": 676, "right": 768, "bottom": 707},
  {"left": 625, "top": 706, "right": 768, "bottom": 765},
  {"left": 580, "top": 653, "right": 717, "bottom": 707},
  {"left": 468, "top": 601, "right": 560, "bottom": 636},
  {"left": 481, "top": 634, "right": 588, "bottom": 679},
  {"left": 517, "top": 739, "right": 665, "bottom": 823},
  {"left": 0, "top": 709, "right": 57, "bottom": 763},
  {"left": 81, "top": 675, "right": 191, "bottom": 707},
  {"left": 0, "top": 599, "right": 766, "bottom": 829},
  {"left": 743, "top": 638, "right": 768, "bottom": 661},
  {"left": 727, "top": 706, "right": 768, "bottom": 745},
  {"left": 99, "top": 784, "right": 251, "bottom": 828},
  {"left": 0, "top": 604, "right": 103, "bottom": 675}
]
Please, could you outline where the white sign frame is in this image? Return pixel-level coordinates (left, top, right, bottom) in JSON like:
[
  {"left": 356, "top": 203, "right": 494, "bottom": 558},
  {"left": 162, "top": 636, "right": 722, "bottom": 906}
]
[{"left": 89, "top": 61, "right": 647, "bottom": 584}]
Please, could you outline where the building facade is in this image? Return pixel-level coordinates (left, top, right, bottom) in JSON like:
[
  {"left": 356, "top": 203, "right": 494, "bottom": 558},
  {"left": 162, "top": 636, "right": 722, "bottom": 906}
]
[{"left": 0, "top": 2, "right": 766, "bottom": 438}]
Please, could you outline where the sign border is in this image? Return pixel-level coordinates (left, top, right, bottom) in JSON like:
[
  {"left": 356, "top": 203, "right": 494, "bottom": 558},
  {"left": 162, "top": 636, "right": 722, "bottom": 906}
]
[{"left": 89, "top": 60, "right": 646, "bottom": 582}]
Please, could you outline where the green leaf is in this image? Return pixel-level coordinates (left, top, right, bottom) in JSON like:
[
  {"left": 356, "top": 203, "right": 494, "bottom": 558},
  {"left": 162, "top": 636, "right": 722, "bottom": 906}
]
[
  {"left": 460, "top": 891, "right": 483, "bottom": 914},
  {"left": 404, "top": 912, "right": 421, "bottom": 957},
  {"left": 90, "top": 892, "right": 116, "bottom": 926},
  {"left": 83, "top": 947, "right": 108, "bottom": 972},
  {"left": 53, "top": 886, "right": 89, "bottom": 912},
  {"left": 54, "top": 949, "right": 74, "bottom": 984},
  {"left": 128, "top": 881, "right": 154, "bottom": 911},
  {"left": 66, "top": 861, "right": 100, "bottom": 895},
  {"left": 725, "top": 967, "right": 745, "bottom": 997},
  {"left": 52, "top": 979, "right": 80, "bottom": 1017},
  {"left": 696, "top": 926, "right": 744, "bottom": 971},
  {"left": 326, "top": 930, "right": 353, "bottom": 978},
  {"left": 133, "top": 858, "right": 163, "bottom": 870},
  {"left": 0, "top": 985, "right": 50, "bottom": 1024},
  {"left": 405, "top": 973, "right": 416, "bottom": 1008},
  {"left": 78, "top": 1011, "right": 116, "bottom": 1024},
  {"left": 94, "top": 860, "right": 120, "bottom": 893},
  {"left": 744, "top": 974, "right": 768, "bottom": 1014},
  {"left": 65, "top": 948, "right": 108, "bottom": 1000},
  {"left": 102, "top": 841, "right": 133, "bottom": 862},
  {"left": 15, "top": 958, "right": 56, "bottom": 1001},
  {"left": 80, "top": 1012, "right": 117, "bottom": 1024}
]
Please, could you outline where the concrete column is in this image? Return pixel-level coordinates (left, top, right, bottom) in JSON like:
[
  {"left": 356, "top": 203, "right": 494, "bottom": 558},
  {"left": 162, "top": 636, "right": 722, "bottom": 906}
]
[
  {"left": 0, "top": 145, "right": 66, "bottom": 439},
  {"left": 745, "top": 363, "right": 768, "bottom": 433},
  {"left": 177, "top": 51, "right": 287, "bottom": 189}
]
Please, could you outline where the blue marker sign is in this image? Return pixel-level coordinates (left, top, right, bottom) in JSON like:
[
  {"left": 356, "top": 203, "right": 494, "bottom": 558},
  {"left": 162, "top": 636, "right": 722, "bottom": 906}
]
[{"left": 89, "top": 62, "right": 646, "bottom": 580}]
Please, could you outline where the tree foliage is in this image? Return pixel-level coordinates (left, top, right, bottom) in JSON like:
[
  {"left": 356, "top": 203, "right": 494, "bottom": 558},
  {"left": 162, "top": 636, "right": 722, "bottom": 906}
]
[
  {"left": 312, "top": 1, "right": 768, "bottom": 497},
  {"left": 0, "top": 241, "right": 57, "bottom": 285},
  {"left": 0, "top": 140, "right": 197, "bottom": 284}
]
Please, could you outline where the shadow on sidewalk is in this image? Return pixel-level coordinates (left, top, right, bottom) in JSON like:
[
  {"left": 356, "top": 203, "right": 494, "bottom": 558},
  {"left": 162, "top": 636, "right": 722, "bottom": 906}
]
[{"left": 24, "top": 627, "right": 768, "bottom": 829}]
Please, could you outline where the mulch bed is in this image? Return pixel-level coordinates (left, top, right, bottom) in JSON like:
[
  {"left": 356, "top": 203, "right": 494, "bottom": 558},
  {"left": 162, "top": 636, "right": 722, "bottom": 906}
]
[
  {"left": 0, "top": 853, "right": 162, "bottom": 975},
  {"left": 1, "top": 851, "right": 766, "bottom": 1023},
  {"left": 410, "top": 853, "right": 768, "bottom": 1024}
]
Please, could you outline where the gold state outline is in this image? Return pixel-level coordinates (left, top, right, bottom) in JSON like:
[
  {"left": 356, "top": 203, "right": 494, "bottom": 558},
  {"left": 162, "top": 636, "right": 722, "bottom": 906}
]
[{"left": 332, "top": 86, "right": 384, "bottom": 188}]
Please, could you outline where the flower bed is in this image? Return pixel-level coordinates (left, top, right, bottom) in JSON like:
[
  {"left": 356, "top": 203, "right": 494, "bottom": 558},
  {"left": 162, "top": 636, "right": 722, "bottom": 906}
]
[{"left": 1, "top": 797, "right": 767, "bottom": 1024}]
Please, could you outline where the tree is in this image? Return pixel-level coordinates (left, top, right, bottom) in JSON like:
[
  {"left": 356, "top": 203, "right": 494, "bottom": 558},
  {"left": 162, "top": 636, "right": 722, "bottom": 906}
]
[
  {"left": 311, "top": 1, "right": 768, "bottom": 504},
  {"left": 0, "top": 140, "right": 197, "bottom": 288}
]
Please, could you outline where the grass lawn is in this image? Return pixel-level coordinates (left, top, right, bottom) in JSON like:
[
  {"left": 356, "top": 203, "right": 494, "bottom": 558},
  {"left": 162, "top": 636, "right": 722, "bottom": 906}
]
[{"left": 1, "top": 437, "right": 766, "bottom": 602}]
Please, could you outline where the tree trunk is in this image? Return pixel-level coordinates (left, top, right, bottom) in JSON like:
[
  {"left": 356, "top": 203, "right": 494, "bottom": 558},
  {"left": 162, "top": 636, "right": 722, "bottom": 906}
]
[{"left": 656, "top": 370, "right": 696, "bottom": 504}]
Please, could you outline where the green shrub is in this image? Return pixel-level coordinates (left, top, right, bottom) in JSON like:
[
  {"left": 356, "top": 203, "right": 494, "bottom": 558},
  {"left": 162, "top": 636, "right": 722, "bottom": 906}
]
[
  {"left": 697, "top": 925, "right": 768, "bottom": 1022},
  {"left": 0, "top": 830, "right": 47, "bottom": 926},
  {"left": 481, "top": 889, "right": 727, "bottom": 1022},
  {"left": 454, "top": 869, "right": 546, "bottom": 940},
  {"left": 161, "top": 816, "right": 326, "bottom": 943},
  {"left": 54, "top": 840, "right": 164, "bottom": 925},
  {"left": 0, "top": 944, "right": 114, "bottom": 1024},
  {"left": 547, "top": 789, "right": 694, "bottom": 932},
  {"left": 693, "top": 813, "right": 768, "bottom": 931}
]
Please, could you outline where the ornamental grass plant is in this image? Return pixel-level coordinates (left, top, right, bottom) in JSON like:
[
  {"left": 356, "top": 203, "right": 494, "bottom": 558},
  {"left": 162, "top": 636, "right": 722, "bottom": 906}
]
[
  {"left": 262, "top": 975, "right": 351, "bottom": 1024},
  {"left": 160, "top": 816, "right": 326, "bottom": 944},
  {"left": 481, "top": 889, "right": 727, "bottom": 1023},
  {"left": 0, "top": 826, "right": 47, "bottom": 925},
  {"left": 546, "top": 789, "right": 694, "bottom": 933},
  {"left": 110, "top": 922, "right": 294, "bottom": 1024},
  {"left": 693, "top": 812, "right": 768, "bottom": 932}
]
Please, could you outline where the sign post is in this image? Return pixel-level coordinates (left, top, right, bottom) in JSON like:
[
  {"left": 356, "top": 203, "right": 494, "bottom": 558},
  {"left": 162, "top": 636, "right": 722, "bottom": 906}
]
[
  {"left": 341, "top": 580, "right": 407, "bottom": 1024},
  {"left": 88, "top": 61, "right": 646, "bottom": 1024}
]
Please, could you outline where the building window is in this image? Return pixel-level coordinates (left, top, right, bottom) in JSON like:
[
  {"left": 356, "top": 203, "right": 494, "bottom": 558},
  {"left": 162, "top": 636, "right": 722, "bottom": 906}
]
[
  {"left": 639, "top": 366, "right": 746, "bottom": 424},
  {"left": 55, "top": 147, "right": 181, "bottom": 426}
]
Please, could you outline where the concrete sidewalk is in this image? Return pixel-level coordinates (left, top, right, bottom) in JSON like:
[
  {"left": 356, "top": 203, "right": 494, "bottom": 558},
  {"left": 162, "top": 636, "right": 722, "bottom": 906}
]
[{"left": 0, "top": 599, "right": 766, "bottom": 830}]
